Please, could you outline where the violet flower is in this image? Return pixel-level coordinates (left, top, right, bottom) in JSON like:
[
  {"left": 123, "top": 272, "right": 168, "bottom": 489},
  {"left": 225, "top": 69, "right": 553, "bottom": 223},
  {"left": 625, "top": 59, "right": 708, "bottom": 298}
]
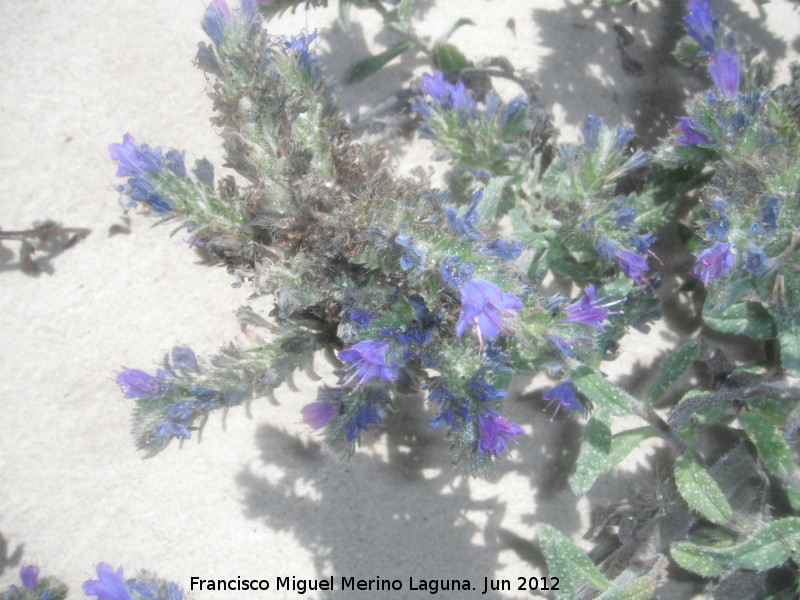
[
  {"left": 616, "top": 248, "right": 650, "bottom": 283},
  {"left": 115, "top": 368, "right": 163, "bottom": 399},
  {"left": 709, "top": 48, "right": 740, "bottom": 97},
  {"left": 301, "top": 401, "right": 339, "bottom": 429},
  {"left": 676, "top": 116, "right": 710, "bottom": 146},
  {"left": 691, "top": 241, "right": 734, "bottom": 284},
  {"left": 339, "top": 339, "right": 400, "bottom": 387},
  {"left": 419, "top": 71, "right": 476, "bottom": 112},
  {"left": 543, "top": 379, "right": 581, "bottom": 421},
  {"left": 108, "top": 133, "right": 165, "bottom": 178},
  {"left": 456, "top": 278, "right": 523, "bottom": 349},
  {"left": 83, "top": 563, "right": 133, "bottom": 600},
  {"left": 684, "top": 0, "right": 719, "bottom": 53},
  {"left": 561, "top": 285, "right": 621, "bottom": 331},
  {"left": 477, "top": 409, "right": 524, "bottom": 455},
  {"left": 202, "top": 0, "right": 232, "bottom": 47},
  {"left": 20, "top": 565, "right": 39, "bottom": 591}
]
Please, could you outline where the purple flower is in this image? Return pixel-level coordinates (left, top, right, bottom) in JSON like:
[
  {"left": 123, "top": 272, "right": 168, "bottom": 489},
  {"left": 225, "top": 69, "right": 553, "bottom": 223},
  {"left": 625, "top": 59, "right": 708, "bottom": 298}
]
[
  {"left": 440, "top": 256, "right": 475, "bottom": 288},
  {"left": 595, "top": 236, "right": 618, "bottom": 261},
  {"left": 284, "top": 30, "right": 320, "bottom": 76},
  {"left": 500, "top": 96, "right": 529, "bottom": 126},
  {"left": 676, "top": 116, "right": 711, "bottom": 146},
  {"left": 709, "top": 48, "right": 740, "bottom": 97},
  {"left": 445, "top": 188, "right": 484, "bottom": 240},
  {"left": 684, "top": 0, "right": 719, "bottom": 53},
  {"left": 477, "top": 409, "right": 524, "bottom": 455},
  {"left": 301, "top": 401, "right": 339, "bottom": 429},
  {"left": 420, "top": 71, "right": 476, "bottom": 112},
  {"left": 613, "top": 204, "right": 638, "bottom": 228},
  {"left": 542, "top": 379, "right": 581, "bottom": 421},
  {"left": 395, "top": 232, "right": 427, "bottom": 271},
  {"left": 346, "top": 308, "right": 376, "bottom": 328},
  {"left": 743, "top": 244, "right": 768, "bottom": 276},
  {"left": 630, "top": 233, "right": 657, "bottom": 254},
  {"left": 339, "top": 340, "right": 400, "bottom": 387},
  {"left": 761, "top": 196, "right": 780, "bottom": 230},
  {"left": 616, "top": 248, "right": 649, "bottom": 283},
  {"left": 116, "top": 177, "right": 174, "bottom": 213},
  {"left": 108, "top": 134, "right": 165, "bottom": 178},
  {"left": 456, "top": 279, "right": 523, "bottom": 348},
  {"left": 481, "top": 238, "right": 523, "bottom": 259},
  {"left": 154, "top": 400, "right": 197, "bottom": 439},
  {"left": 171, "top": 345, "right": 198, "bottom": 371},
  {"left": 115, "top": 368, "right": 163, "bottom": 398},
  {"left": 691, "top": 241, "right": 734, "bottom": 284},
  {"left": 202, "top": 0, "right": 232, "bottom": 47},
  {"left": 613, "top": 124, "right": 635, "bottom": 150},
  {"left": 20, "top": 565, "right": 39, "bottom": 590},
  {"left": 546, "top": 333, "right": 575, "bottom": 358},
  {"left": 83, "top": 563, "right": 133, "bottom": 600},
  {"left": 561, "top": 285, "right": 621, "bottom": 331},
  {"left": 582, "top": 113, "right": 603, "bottom": 149}
]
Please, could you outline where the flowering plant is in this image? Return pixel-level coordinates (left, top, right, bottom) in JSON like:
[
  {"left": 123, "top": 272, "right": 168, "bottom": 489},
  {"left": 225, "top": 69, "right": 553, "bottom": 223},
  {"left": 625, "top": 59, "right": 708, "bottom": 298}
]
[{"left": 101, "top": 0, "right": 800, "bottom": 597}]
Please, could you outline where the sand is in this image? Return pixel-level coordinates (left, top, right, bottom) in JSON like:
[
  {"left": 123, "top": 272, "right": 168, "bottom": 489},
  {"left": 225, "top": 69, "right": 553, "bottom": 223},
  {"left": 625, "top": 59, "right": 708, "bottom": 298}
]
[{"left": 1, "top": 1, "right": 798, "bottom": 598}]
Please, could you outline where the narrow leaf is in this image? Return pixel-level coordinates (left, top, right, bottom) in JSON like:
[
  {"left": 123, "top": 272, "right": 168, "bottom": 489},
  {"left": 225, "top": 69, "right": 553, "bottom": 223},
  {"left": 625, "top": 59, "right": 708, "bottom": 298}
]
[
  {"left": 778, "top": 318, "right": 800, "bottom": 376},
  {"left": 674, "top": 454, "right": 733, "bottom": 525},
  {"left": 646, "top": 342, "right": 699, "bottom": 404},
  {"left": 476, "top": 176, "right": 510, "bottom": 227},
  {"left": 435, "top": 17, "right": 475, "bottom": 45},
  {"left": 570, "top": 411, "right": 612, "bottom": 496},
  {"left": 540, "top": 524, "right": 611, "bottom": 599},
  {"left": 397, "top": 0, "right": 416, "bottom": 27},
  {"left": 671, "top": 517, "right": 800, "bottom": 574},
  {"left": 571, "top": 366, "right": 632, "bottom": 416},
  {"left": 344, "top": 41, "right": 413, "bottom": 84},
  {"left": 703, "top": 301, "right": 777, "bottom": 340},
  {"left": 739, "top": 411, "right": 795, "bottom": 478},
  {"left": 595, "top": 576, "right": 656, "bottom": 600}
]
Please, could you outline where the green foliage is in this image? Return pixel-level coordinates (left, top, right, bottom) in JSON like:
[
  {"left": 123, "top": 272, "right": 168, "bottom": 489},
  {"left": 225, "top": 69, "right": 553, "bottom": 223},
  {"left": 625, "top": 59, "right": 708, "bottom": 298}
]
[
  {"left": 674, "top": 454, "right": 734, "bottom": 525},
  {"left": 539, "top": 524, "right": 611, "bottom": 599},
  {"left": 646, "top": 342, "right": 699, "bottom": 405}
]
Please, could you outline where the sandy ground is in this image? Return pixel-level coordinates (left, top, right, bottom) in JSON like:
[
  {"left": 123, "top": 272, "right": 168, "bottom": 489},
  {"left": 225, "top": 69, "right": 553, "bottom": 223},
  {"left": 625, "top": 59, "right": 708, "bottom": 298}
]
[{"left": 0, "top": 1, "right": 798, "bottom": 599}]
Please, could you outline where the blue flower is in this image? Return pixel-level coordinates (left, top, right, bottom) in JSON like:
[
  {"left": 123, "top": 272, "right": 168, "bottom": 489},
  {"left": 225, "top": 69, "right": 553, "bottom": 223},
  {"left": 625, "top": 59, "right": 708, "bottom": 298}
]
[
  {"left": 108, "top": 134, "right": 165, "bottom": 178},
  {"left": 202, "top": 0, "right": 232, "bottom": 47},
  {"left": 345, "top": 388, "right": 387, "bottom": 442},
  {"left": 595, "top": 236, "right": 618, "bottom": 261},
  {"left": 743, "top": 244, "right": 768, "bottom": 276},
  {"left": 284, "top": 30, "right": 320, "bottom": 76},
  {"left": 20, "top": 565, "right": 39, "bottom": 591},
  {"left": 477, "top": 409, "right": 524, "bottom": 455},
  {"left": 546, "top": 333, "right": 575, "bottom": 358},
  {"left": 440, "top": 256, "right": 475, "bottom": 288},
  {"left": 164, "top": 150, "right": 186, "bottom": 178},
  {"left": 445, "top": 188, "right": 484, "bottom": 240},
  {"left": 676, "top": 116, "right": 711, "bottom": 146},
  {"left": 468, "top": 371, "right": 506, "bottom": 403},
  {"left": 684, "top": 0, "right": 719, "bottom": 53},
  {"left": 691, "top": 241, "right": 734, "bottom": 284},
  {"left": 613, "top": 124, "right": 635, "bottom": 151},
  {"left": 395, "top": 232, "right": 427, "bottom": 271},
  {"left": 761, "top": 196, "right": 780, "bottom": 230},
  {"left": 582, "top": 113, "right": 603, "bottom": 149},
  {"left": 83, "top": 563, "right": 133, "bottom": 600},
  {"left": 709, "top": 48, "right": 739, "bottom": 97},
  {"left": 629, "top": 233, "right": 657, "bottom": 254},
  {"left": 542, "top": 379, "right": 581, "bottom": 421},
  {"left": 456, "top": 278, "right": 523, "bottom": 348},
  {"left": 616, "top": 248, "right": 649, "bottom": 283},
  {"left": 561, "top": 285, "right": 621, "bottom": 331},
  {"left": 154, "top": 400, "right": 198, "bottom": 439},
  {"left": 419, "top": 71, "right": 476, "bottom": 112},
  {"left": 339, "top": 340, "right": 400, "bottom": 388},
  {"left": 346, "top": 308, "right": 376, "bottom": 328},
  {"left": 424, "top": 377, "right": 469, "bottom": 430},
  {"left": 115, "top": 368, "right": 163, "bottom": 399},
  {"left": 480, "top": 238, "right": 523, "bottom": 259},
  {"left": 396, "top": 295, "right": 440, "bottom": 346},
  {"left": 116, "top": 177, "right": 174, "bottom": 213},
  {"left": 171, "top": 345, "right": 198, "bottom": 371},
  {"left": 301, "top": 401, "right": 339, "bottom": 429},
  {"left": 613, "top": 204, "right": 638, "bottom": 228},
  {"left": 500, "top": 96, "right": 529, "bottom": 126}
]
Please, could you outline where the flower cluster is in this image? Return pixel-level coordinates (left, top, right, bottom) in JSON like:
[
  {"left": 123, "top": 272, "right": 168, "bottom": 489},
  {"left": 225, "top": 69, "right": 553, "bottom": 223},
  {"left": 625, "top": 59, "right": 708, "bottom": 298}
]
[{"left": 83, "top": 563, "right": 186, "bottom": 600}]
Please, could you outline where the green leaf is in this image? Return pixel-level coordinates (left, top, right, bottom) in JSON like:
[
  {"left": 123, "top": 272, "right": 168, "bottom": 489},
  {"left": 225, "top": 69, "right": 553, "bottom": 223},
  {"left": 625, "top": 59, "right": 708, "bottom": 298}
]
[
  {"left": 539, "top": 524, "right": 611, "bottom": 599},
  {"left": 571, "top": 366, "right": 632, "bottom": 416},
  {"left": 739, "top": 411, "right": 795, "bottom": 478},
  {"left": 595, "top": 577, "right": 656, "bottom": 600},
  {"left": 703, "top": 301, "right": 777, "bottom": 340},
  {"left": 671, "top": 518, "right": 800, "bottom": 575},
  {"left": 338, "top": 0, "right": 353, "bottom": 31},
  {"left": 778, "top": 318, "right": 800, "bottom": 376},
  {"left": 432, "top": 42, "right": 470, "bottom": 72},
  {"left": 435, "top": 17, "right": 475, "bottom": 45},
  {"left": 397, "top": 0, "right": 416, "bottom": 27},
  {"left": 646, "top": 342, "right": 699, "bottom": 404},
  {"left": 476, "top": 176, "right": 510, "bottom": 227},
  {"left": 571, "top": 422, "right": 656, "bottom": 496},
  {"left": 570, "top": 411, "right": 612, "bottom": 496},
  {"left": 674, "top": 454, "right": 733, "bottom": 525},
  {"left": 344, "top": 41, "right": 413, "bottom": 84}
]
